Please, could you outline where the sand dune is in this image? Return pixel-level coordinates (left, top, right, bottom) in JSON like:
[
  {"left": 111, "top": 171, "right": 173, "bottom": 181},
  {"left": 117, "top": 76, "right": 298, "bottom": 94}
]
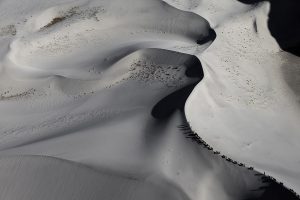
[
  {"left": 0, "top": 0, "right": 299, "bottom": 199},
  {"left": 181, "top": 0, "right": 300, "bottom": 195},
  {"left": 0, "top": 155, "right": 191, "bottom": 200}
]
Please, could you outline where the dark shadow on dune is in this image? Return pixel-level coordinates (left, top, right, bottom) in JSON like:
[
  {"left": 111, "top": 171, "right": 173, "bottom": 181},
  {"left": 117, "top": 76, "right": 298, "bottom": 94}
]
[
  {"left": 196, "top": 28, "right": 217, "bottom": 45},
  {"left": 184, "top": 56, "right": 204, "bottom": 78},
  {"left": 151, "top": 83, "right": 198, "bottom": 119},
  {"left": 151, "top": 56, "right": 203, "bottom": 119},
  {"left": 150, "top": 30, "right": 300, "bottom": 199},
  {"left": 246, "top": 181, "right": 300, "bottom": 200},
  {"left": 237, "top": 0, "right": 300, "bottom": 56}
]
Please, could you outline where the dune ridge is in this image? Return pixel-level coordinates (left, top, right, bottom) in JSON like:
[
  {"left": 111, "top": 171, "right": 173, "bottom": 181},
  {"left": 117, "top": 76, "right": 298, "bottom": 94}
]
[{"left": 0, "top": 0, "right": 299, "bottom": 199}]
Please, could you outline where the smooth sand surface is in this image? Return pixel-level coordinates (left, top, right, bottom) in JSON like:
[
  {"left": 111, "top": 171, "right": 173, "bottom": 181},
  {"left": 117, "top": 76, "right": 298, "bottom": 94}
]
[
  {"left": 182, "top": 0, "right": 300, "bottom": 194},
  {"left": 0, "top": 0, "right": 299, "bottom": 199}
]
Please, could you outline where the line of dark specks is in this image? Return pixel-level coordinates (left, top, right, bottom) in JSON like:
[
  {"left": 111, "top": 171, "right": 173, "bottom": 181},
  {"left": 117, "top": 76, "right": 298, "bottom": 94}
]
[{"left": 177, "top": 123, "right": 300, "bottom": 199}]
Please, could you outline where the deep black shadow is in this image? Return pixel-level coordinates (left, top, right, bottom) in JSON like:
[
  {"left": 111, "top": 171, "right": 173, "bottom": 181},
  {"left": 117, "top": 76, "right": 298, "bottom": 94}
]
[
  {"left": 184, "top": 55, "right": 204, "bottom": 78},
  {"left": 237, "top": 0, "right": 300, "bottom": 56},
  {"left": 245, "top": 181, "right": 300, "bottom": 200},
  {"left": 151, "top": 54, "right": 203, "bottom": 119},
  {"left": 151, "top": 83, "right": 199, "bottom": 119},
  {"left": 196, "top": 28, "right": 217, "bottom": 45}
]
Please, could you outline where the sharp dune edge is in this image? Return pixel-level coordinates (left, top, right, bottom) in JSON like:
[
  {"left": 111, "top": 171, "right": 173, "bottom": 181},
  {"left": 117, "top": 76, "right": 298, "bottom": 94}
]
[{"left": 0, "top": 0, "right": 299, "bottom": 200}]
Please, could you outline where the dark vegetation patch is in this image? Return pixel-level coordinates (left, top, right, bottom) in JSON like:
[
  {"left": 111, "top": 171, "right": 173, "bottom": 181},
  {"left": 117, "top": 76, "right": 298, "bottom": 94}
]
[
  {"left": 41, "top": 6, "right": 105, "bottom": 30},
  {"left": 0, "top": 25, "right": 16, "bottom": 37},
  {"left": 43, "top": 17, "right": 66, "bottom": 28},
  {"left": 0, "top": 89, "right": 36, "bottom": 100}
]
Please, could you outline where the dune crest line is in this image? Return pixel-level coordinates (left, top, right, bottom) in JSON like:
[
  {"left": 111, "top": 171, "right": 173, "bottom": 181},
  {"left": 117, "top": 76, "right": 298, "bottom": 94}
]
[{"left": 0, "top": 0, "right": 299, "bottom": 199}]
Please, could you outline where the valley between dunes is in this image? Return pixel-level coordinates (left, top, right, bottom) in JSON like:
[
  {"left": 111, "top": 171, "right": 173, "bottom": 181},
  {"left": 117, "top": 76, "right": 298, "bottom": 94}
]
[{"left": 0, "top": 0, "right": 299, "bottom": 199}]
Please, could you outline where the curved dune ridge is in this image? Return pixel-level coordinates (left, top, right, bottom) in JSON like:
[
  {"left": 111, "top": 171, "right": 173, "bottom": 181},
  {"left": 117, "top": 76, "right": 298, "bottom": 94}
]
[
  {"left": 0, "top": 0, "right": 299, "bottom": 199},
  {"left": 180, "top": 0, "right": 300, "bottom": 196}
]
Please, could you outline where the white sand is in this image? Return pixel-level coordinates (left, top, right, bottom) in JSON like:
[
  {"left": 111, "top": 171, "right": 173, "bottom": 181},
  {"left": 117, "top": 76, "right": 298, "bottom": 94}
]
[
  {"left": 0, "top": 0, "right": 299, "bottom": 199},
  {"left": 182, "top": 0, "right": 300, "bottom": 195}
]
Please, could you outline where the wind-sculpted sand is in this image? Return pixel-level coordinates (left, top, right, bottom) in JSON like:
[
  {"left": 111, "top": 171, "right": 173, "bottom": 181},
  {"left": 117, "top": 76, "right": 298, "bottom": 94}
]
[{"left": 0, "top": 0, "right": 299, "bottom": 199}]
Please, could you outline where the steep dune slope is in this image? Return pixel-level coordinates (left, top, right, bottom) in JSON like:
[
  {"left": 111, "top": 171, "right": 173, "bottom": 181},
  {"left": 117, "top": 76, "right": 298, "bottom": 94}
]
[
  {"left": 0, "top": 47, "right": 265, "bottom": 200},
  {"left": 170, "top": 0, "right": 300, "bottom": 195},
  {"left": 0, "top": 0, "right": 299, "bottom": 199}
]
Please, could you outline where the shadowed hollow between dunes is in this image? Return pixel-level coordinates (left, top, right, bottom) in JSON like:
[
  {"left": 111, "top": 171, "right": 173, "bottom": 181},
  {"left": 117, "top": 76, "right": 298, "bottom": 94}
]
[{"left": 0, "top": 0, "right": 299, "bottom": 199}]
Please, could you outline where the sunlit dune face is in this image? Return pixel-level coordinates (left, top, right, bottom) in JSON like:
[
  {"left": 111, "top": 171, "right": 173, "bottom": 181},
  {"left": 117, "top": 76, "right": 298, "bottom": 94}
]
[
  {"left": 1, "top": 0, "right": 300, "bottom": 199},
  {"left": 0, "top": 0, "right": 214, "bottom": 150},
  {"left": 5, "top": 0, "right": 213, "bottom": 80}
]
